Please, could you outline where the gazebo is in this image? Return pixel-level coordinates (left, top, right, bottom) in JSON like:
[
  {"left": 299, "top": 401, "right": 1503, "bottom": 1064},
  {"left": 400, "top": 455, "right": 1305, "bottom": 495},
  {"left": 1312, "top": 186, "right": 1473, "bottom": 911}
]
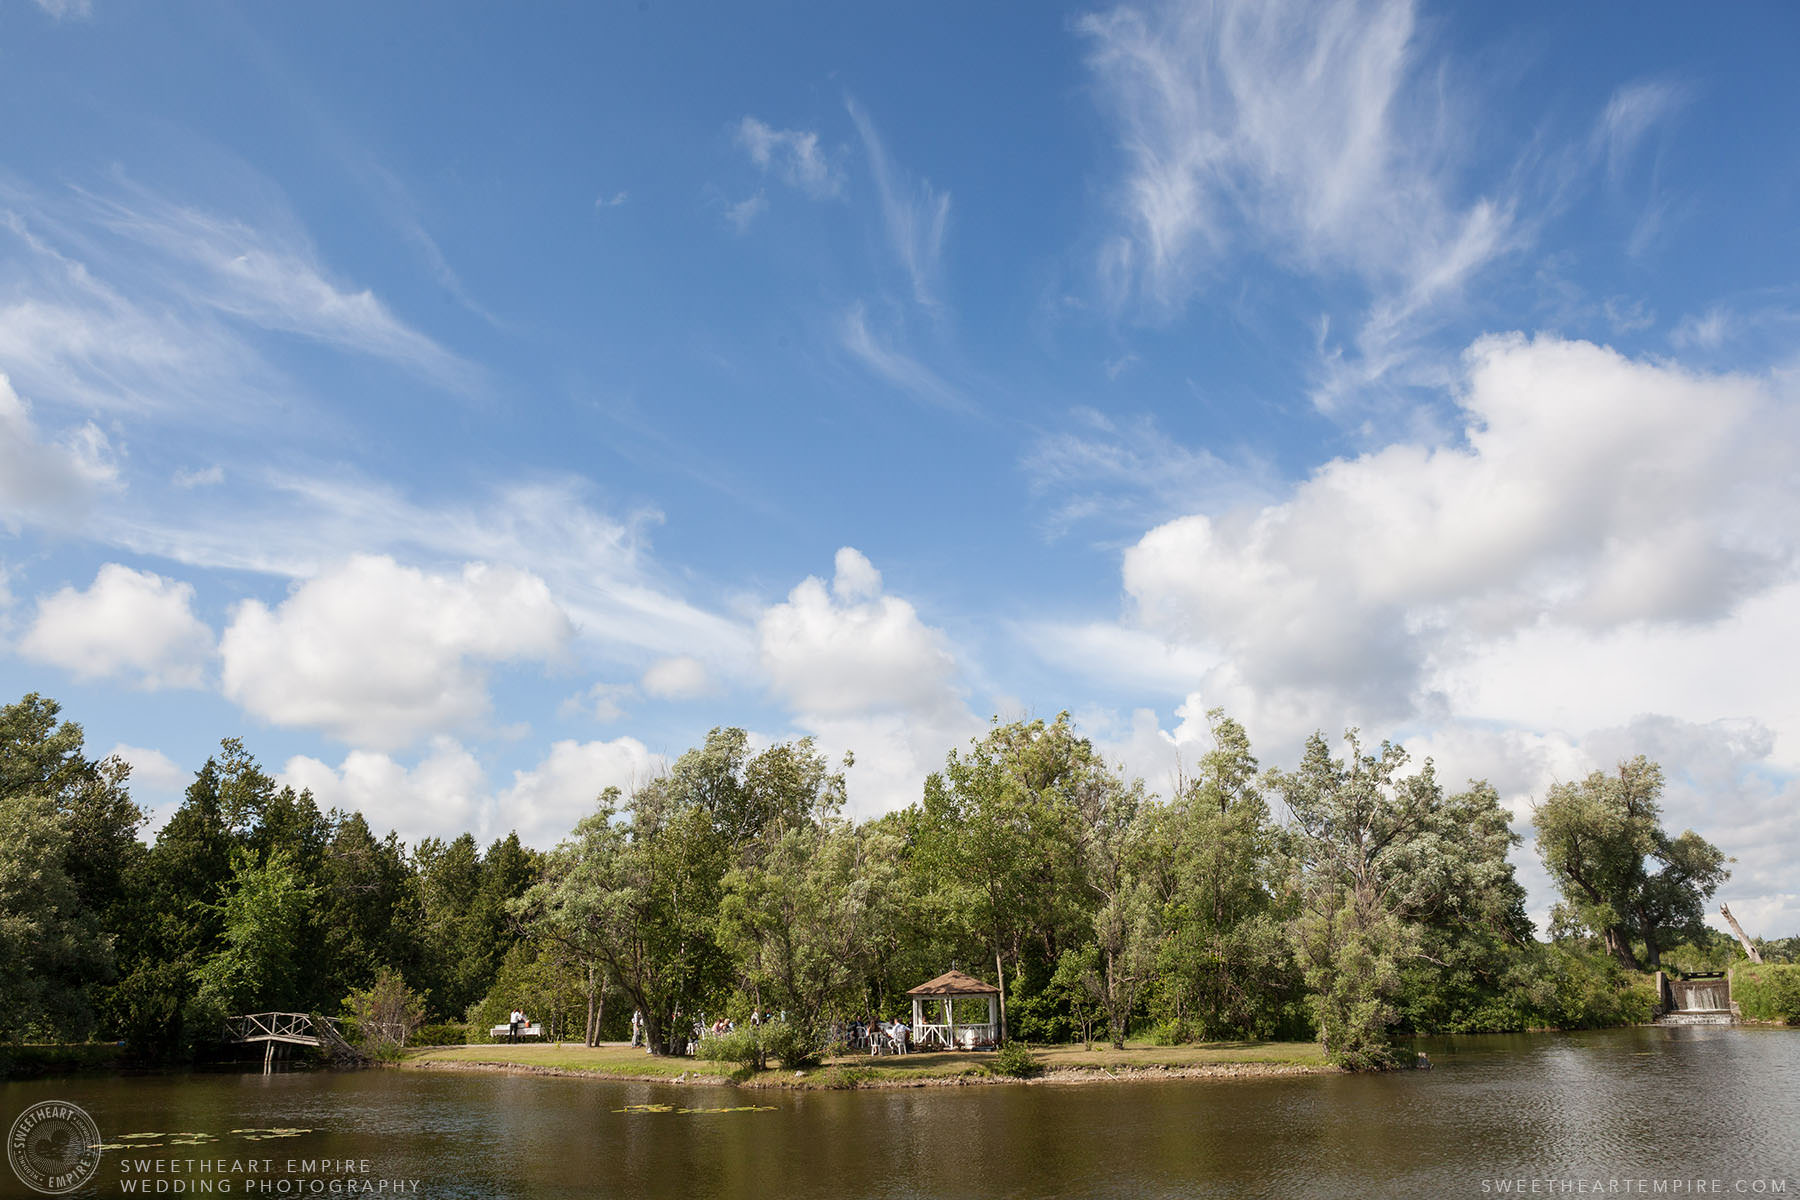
[{"left": 907, "top": 969, "right": 1001, "bottom": 1050}]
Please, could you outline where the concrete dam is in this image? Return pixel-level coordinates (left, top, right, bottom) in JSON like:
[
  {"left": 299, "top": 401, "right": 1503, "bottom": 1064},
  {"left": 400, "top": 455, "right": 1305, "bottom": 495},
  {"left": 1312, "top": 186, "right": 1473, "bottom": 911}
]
[{"left": 1656, "top": 972, "right": 1736, "bottom": 1025}]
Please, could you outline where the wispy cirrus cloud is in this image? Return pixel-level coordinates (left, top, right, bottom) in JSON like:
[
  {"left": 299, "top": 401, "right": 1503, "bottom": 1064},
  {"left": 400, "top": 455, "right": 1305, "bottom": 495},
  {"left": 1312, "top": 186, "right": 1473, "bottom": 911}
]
[
  {"left": 0, "top": 178, "right": 476, "bottom": 427},
  {"left": 1594, "top": 79, "right": 1691, "bottom": 179},
  {"left": 1078, "top": 0, "right": 1517, "bottom": 408},
  {"left": 839, "top": 302, "right": 967, "bottom": 414},
  {"left": 846, "top": 98, "right": 951, "bottom": 311}
]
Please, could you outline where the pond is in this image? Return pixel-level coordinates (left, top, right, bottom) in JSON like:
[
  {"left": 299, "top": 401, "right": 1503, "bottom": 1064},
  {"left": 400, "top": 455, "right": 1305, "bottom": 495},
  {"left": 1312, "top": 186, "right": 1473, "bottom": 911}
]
[{"left": 5, "top": 1026, "right": 1796, "bottom": 1198}]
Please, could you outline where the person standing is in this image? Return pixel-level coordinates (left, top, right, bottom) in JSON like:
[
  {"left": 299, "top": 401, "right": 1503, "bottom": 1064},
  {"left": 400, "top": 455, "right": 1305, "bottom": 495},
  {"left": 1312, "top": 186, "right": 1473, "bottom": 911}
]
[
  {"left": 631, "top": 1009, "right": 643, "bottom": 1047},
  {"left": 509, "top": 1008, "right": 523, "bottom": 1043}
]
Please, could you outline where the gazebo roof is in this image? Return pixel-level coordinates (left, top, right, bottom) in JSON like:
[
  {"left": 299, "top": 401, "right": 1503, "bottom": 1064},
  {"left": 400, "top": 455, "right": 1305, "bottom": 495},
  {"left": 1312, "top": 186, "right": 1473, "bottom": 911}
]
[{"left": 906, "top": 969, "right": 1001, "bottom": 997}]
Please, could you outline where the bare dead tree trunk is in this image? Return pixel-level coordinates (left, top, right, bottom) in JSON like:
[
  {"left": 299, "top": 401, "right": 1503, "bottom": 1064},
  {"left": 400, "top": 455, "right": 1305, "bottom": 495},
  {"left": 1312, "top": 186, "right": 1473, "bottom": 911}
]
[{"left": 1721, "top": 903, "right": 1764, "bottom": 964}]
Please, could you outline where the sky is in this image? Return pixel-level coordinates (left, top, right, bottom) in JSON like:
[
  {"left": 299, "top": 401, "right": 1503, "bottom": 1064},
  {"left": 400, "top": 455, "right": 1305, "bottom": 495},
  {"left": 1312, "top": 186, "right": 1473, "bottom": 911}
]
[{"left": 2, "top": 0, "right": 1797, "bottom": 936}]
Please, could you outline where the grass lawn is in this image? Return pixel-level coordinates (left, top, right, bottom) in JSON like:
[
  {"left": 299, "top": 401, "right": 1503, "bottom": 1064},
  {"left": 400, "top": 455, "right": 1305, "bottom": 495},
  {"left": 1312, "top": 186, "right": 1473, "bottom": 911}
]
[{"left": 402, "top": 1039, "right": 1327, "bottom": 1087}]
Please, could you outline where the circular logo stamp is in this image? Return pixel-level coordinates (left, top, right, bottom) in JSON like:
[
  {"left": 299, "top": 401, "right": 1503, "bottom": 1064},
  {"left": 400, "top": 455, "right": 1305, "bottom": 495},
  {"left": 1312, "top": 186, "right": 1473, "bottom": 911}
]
[{"left": 7, "top": 1100, "right": 102, "bottom": 1195}]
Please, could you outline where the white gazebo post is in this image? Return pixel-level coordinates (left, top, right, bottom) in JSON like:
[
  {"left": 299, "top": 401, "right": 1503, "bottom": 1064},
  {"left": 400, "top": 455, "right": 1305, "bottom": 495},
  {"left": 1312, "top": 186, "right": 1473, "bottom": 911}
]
[
  {"left": 911, "top": 994, "right": 923, "bottom": 1035},
  {"left": 945, "top": 998, "right": 955, "bottom": 1049}
]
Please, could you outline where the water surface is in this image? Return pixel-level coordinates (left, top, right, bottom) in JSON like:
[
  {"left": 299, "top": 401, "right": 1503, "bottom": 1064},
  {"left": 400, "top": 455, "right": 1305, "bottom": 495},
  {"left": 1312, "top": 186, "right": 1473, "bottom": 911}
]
[{"left": 5, "top": 1027, "right": 1796, "bottom": 1198}]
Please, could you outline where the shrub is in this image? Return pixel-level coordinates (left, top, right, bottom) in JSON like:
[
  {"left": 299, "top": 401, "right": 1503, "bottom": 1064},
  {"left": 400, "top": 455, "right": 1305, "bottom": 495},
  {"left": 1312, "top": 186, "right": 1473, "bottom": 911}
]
[
  {"left": 697, "top": 1020, "right": 821, "bottom": 1071},
  {"left": 409, "top": 1023, "right": 468, "bottom": 1047},
  {"left": 990, "top": 1041, "right": 1043, "bottom": 1079},
  {"left": 697, "top": 1026, "right": 767, "bottom": 1070},
  {"left": 1732, "top": 963, "right": 1800, "bottom": 1024},
  {"left": 762, "top": 1020, "right": 826, "bottom": 1070}
]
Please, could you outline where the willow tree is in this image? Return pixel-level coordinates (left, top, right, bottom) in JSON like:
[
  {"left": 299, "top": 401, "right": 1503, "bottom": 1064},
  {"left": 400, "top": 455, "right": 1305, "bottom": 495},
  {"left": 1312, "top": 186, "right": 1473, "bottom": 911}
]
[{"left": 1533, "top": 757, "right": 1727, "bottom": 970}]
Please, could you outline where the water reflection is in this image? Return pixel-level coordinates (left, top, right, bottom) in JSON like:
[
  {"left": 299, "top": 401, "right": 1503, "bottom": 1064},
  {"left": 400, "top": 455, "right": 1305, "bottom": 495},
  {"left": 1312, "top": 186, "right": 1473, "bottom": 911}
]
[{"left": 2, "top": 1028, "right": 1794, "bottom": 1199}]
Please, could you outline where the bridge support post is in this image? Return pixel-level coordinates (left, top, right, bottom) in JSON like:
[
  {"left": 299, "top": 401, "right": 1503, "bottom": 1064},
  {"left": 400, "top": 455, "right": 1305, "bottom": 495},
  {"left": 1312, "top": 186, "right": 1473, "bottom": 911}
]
[{"left": 264, "top": 1042, "right": 275, "bottom": 1075}]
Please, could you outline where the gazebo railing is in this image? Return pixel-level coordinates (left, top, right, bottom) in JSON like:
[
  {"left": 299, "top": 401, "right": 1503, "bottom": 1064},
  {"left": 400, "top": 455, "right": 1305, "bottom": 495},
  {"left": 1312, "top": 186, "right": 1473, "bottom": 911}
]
[{"left": 913, "top": 1022, "right": 997, "bottom": 1050}]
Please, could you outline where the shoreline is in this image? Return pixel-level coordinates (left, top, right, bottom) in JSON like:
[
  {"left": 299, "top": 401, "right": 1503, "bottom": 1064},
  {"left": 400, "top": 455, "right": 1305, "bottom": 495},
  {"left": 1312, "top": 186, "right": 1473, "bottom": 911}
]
[{"left": 396, "top": 1044, "right": 1337, "bottom": 1090}]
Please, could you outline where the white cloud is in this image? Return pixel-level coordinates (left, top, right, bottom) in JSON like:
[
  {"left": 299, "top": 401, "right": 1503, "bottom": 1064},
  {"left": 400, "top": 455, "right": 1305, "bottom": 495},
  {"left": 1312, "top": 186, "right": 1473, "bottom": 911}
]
[
  {"left": 759, "top": 548, "right": 981, "bottom": 815},
  {"left": 736, "top": 117, "right": 843, "bottom": 199},
  {"left": 839, "top": 303, "right": 966, "bottom": 413},
  {"left": 173, "top": 465, "right": 224, "bottom": 489},
  {"left": 220, "top": 555, "right": 573, "bottom": 749},
  {"left": 1118, "top": 334, "right": 1800, "bottom": 754},
  {"left": 19, "top": 564, "right": 213, "bottom": 688},
  {"left": 725, "top": 191, "right": 768, "bottom": 234},
  {"left": 846, "top": 99, "right": 951, "bottom": 309},
  {"left": 0, "top": 374, "right": 118, "bottom": 529},
  {"left": 595, "top": 191, "right": 629, "bottom": 209},
  {"left": 106, "top": 742, "right": 188, "bottom": 793},
  {"left": 498, "top": 736, "right": 663, "bottom": 848},
  {"left": 640, "top": 655, "right": 713, "bottom": 700},
  {"left": 1078, "top": 0, "right": 1516, "bottom": 406},
  {"left": 31, "top": 0, "right": 92, "bottom": 19},
  {"left": 1022, "top": 407, "right": 1270, "bottom": 538},
  {"left": 109, "top": 475, "right": 755, "bottom": 673},
  {"left": 0, "top": 180, "right": 468, "bottom": 432},
  {"left": 281, "top": 737, "right": 489, "bottom": 848},
  {"left": 1595, "top": 80, "right": 1690, "bottom": 179}
]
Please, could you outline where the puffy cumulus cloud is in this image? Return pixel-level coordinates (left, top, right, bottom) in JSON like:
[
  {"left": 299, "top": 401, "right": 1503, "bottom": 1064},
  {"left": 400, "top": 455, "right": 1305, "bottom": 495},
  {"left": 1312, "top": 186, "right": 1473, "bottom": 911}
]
[
  {"left": 19, "top": 564, "right": 214, "bottom": 688},
  {"left": 0, "top": 374, "right": 117, "bottom": 530},
  {"left": 497, "top": 737, "right": 662, "bottom": 849},
  {"left": 220, "top": 555, "right": 574, "bottom": 749},
  {"left": 640, "top": 655, "right": 713, "bottom": 701},
  {"left": 760, "top": 548, "right": 958, "bottom": 719},
  {"left": 1121, "top": 335, "right": 1799, "bottom": 752},
  {"left": 759, "top": 548, "right": 982, "bottom": 816},
  {"left": 280, "top": 738, "right": 488, "bottom": 849}
]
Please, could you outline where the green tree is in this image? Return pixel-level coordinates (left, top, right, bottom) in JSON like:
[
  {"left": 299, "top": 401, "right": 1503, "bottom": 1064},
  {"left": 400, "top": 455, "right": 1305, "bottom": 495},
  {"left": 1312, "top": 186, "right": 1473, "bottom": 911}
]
[
  {"left": 192, "top": 848, "right": 317, "bottom": 1018},
  {"left": 0, "top": 695, "right": 146, "bottom": 1039},
  {"left": 0, "top": 785, "right": 111, "bottom": 1041},
  {"left": 911, "top": 714, "right": 1111, "bottom": 1041},
  {"left": 718, "top": 806, "right": 909, "bottom": 1049},
  {"left": 1533, "top": 757, "right": 1728, "bottom": 970},
  {"left": 518, "top": 729, "right": 762, "bottom": 1055},
  {"left": 1275, "top": 731, "right": 1527, "bottom": 1068},
  {"left": 1141, "top": 710, "right": 1297, "bottom": 1041}
]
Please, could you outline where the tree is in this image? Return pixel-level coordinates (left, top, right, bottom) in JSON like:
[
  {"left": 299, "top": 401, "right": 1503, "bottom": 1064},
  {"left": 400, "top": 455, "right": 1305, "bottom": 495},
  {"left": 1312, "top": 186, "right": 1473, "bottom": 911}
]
[
  {"left": 911, "top": 714, "right": 1111, "bottom": 1041},
  {"left": 1141, "top": 710, "right": 1296, "bottom": 1041},
  {"left": 1274, "top": 731, "right": 1528, "bottom": 1068},
  {"left": 1533, "top": 757, "right": 1728, "bottom": 970},
  {"left": 344, "top": 967, "right": 426, "bottom": 1049},
  {"left": 0, "top": 785, "right": 111, "bottom": 1041},
  {"left": 191, "top": 848, "right": 316, "bottom": 1018},
  {"left": 518, "top": 730, "right": 766, "bottom": 1055},
  {"left": 718, "top": 810, "right": 908, "bottom": 1049},
  {"left": 0, "top": 694, "right": 142, "bottom": 1040}
]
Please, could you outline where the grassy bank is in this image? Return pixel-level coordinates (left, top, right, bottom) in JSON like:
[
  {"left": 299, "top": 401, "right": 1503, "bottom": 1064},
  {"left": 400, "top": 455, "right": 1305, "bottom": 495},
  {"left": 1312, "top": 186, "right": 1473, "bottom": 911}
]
[{"left": 400, "top": 1040, "right": 1331, "bottom": 1089}]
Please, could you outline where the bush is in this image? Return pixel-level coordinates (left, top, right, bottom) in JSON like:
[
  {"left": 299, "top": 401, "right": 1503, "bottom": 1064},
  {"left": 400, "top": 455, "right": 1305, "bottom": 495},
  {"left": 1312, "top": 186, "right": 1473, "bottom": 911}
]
[
  {"left": 762, "top": 1020, "right": 826, "bottom": 1070},
  {"left": 1733, "top": 963, "right": 1800, "bottom": 1024},
  {"left": 697, "top": 1026, "right": 766, "bottom": 1070},
  {"left": 409, "top": 1023, "right": 468, "bottom": 1047},
  {"left": 990, "top": 1041, "right": 1043, "bottom": 1079},
  {"left": 697, "top": 1020, "right": 821, "bottom": 1071}
]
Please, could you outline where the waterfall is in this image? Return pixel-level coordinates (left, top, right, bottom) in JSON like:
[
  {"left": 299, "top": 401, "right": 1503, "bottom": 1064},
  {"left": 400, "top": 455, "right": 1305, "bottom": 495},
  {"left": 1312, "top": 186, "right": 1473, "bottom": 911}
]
[{"left": 1658, "top": 976, "right": 1735, "bottom": 1024}]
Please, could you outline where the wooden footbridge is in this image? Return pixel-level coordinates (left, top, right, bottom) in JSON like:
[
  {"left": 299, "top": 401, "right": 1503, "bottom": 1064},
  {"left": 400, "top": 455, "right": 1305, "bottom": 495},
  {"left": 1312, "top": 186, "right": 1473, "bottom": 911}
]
[{"left": 225, "top": 1012, "right": 366, "bottom": 1072}]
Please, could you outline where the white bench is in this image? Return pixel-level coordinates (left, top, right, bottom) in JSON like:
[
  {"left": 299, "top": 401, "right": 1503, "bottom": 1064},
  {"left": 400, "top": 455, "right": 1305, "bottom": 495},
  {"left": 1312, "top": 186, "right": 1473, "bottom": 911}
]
[{"left": 489, "top": 1022, "right": 544, "bottom": 1041}]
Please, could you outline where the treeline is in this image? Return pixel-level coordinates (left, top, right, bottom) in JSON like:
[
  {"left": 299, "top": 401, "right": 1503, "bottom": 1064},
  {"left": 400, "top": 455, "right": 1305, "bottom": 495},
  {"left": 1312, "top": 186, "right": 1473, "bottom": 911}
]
[{"left": 1, "top": 693, "right": 1782, "bottom": 1070}]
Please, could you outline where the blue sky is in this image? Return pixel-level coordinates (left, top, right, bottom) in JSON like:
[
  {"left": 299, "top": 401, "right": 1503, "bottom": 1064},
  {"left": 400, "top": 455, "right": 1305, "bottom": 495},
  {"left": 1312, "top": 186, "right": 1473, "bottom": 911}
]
[{"left": 3, "top": 0, "right": 1798, "bottom": 934}]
